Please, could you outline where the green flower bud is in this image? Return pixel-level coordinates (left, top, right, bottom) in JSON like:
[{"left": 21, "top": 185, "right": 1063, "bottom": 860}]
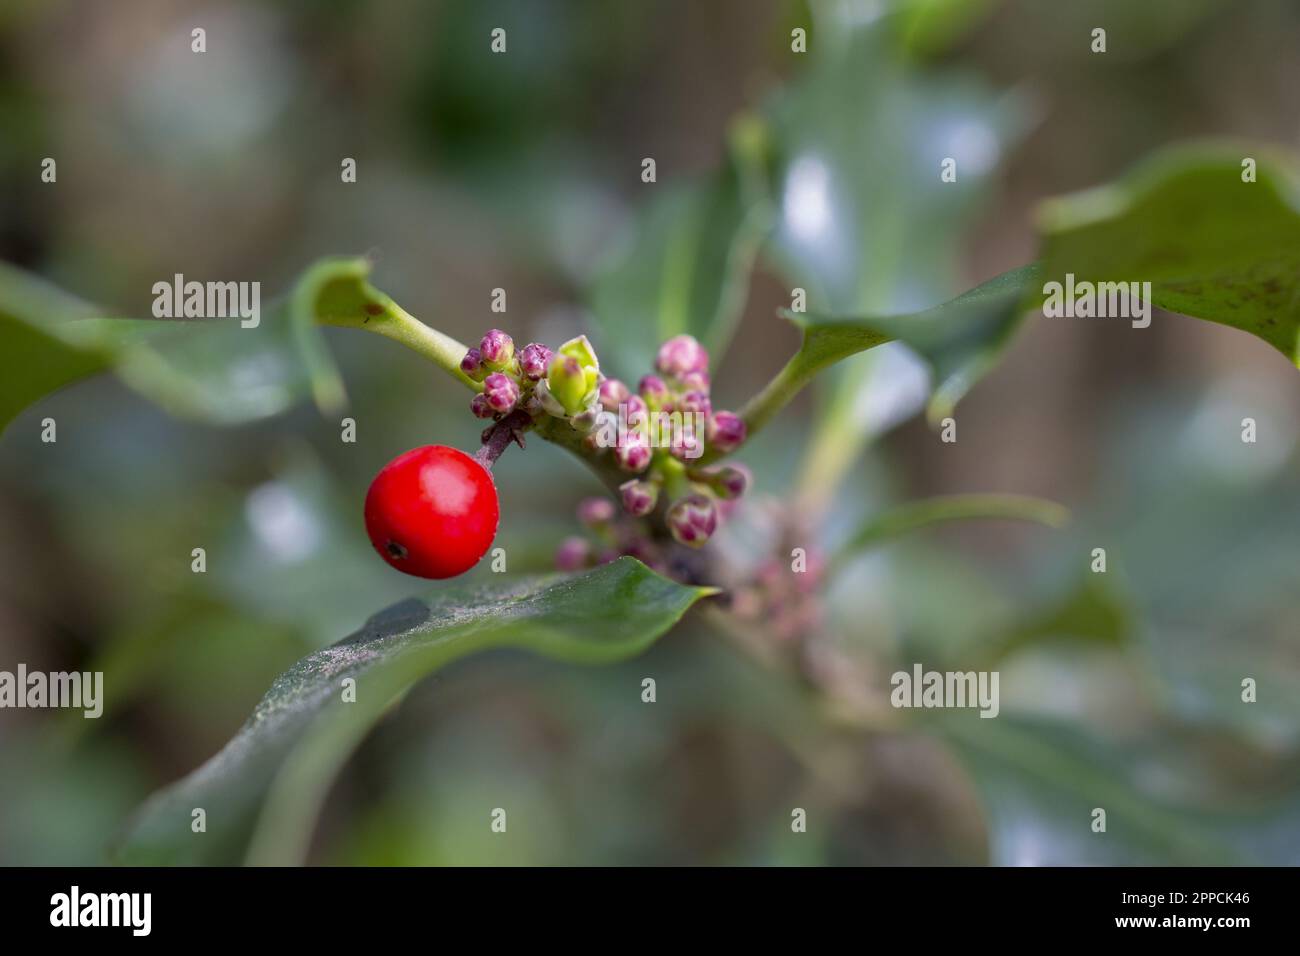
[
  {"left": 547, "top": 355, "right": 590, "bottom": 416},
  {"left": 558, "top": 335, "right": 601, "bottom": 405},
  {"left": 558, "top": 334, "right": 599, "bottom": 373},
  {"left": 533, "top": 379, "right": 567, "bottom": 417}
]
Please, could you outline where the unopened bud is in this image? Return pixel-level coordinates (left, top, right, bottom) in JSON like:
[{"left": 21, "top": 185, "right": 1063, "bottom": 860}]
[
  {"left": 460, "top": 347, "right": 487, "bottom": 382},
  {"left": 677, "top": 389, "right": 712, "bottom": 419},
  {"left": 533, "top": 379, "right": 567, "bottom": 417},
  {"left": 708, "top": 410, "right": 746, "bottom": 453},
  {"left": 623, "top": 394, "right": 649, "bottom": 429},
  {"left": 666, "top": 494, "right": 718, "bottom": 548},
  {"left": 555, "top": 535, "right": 591, "bottom": 572},
  {"left": 614, "top": 430, "right": 652, "bottom": 473},
  {"left": 693, "top": 463, "right": 750, "bottom": 499},
  {"left": 479, "top": 329, "right": 515, "bottom": 370},
  {"left": 668, "top": 416, "right": 705, "bottom": 460},
  {"left": 483, "top": 372, "right": 519, "bottom": 413},
  {"left": 656, "top": 334, "right": 709, "bottom": 380},
  {"left": 638, "top": 374, "right": 670, "bottom": 411},
  {"left": 578, "top": 496, "right": 616, "bottom": 528},
  {"left": 679, "top": 370, "right": 710, "bottom": 393},
  {"left": 547, "top": 355, "right": 590, "bottom": 416},
  {"left": 598, "top": 377, "right": 630, "bottom": 412},
  {"left": 518, "top": 342, "right": 553, "bottom": 380},
  {"left": 619, "top": 479, "right": 659, "bottom": 517},
  {"left": 470, "top": 392, "right": 495, "bottom": 419},
  {"left": 558, "top": 334, "right": 600, "bottom": 374}
]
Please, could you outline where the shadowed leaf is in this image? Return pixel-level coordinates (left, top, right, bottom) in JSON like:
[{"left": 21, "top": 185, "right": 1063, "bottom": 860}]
[{"left": 115, "top": 558, "right": 714, "bottom": 866}]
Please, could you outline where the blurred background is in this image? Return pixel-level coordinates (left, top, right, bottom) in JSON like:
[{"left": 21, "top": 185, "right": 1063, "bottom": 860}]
[{"left": 1, "top": 0, "right": 1298, "bottom": 864}]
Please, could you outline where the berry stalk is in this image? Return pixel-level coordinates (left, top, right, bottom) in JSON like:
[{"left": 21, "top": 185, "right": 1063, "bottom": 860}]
[{"left": 473, "top": 409, "right": 532, "bottom": 471}]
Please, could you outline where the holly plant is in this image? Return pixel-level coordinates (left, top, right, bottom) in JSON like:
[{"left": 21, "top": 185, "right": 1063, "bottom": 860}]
[{"left": 2, "top": 15, "right": 1297, "bottom": 867}]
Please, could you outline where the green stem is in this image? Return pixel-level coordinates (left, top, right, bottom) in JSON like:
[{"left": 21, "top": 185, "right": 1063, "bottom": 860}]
[
  {"left": 658, "top": 455, "right": 690, "bottom": 500},
  {"left": 695, "top": 347, "right": 828, "bottom": 466},
  {"left": 319, "top": 302, "right": 480, "bottom": 391}
]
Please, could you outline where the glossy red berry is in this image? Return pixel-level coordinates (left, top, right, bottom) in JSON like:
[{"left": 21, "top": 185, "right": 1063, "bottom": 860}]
[{"left": 364, "top": 445, "right": 499, "bottom": 579}]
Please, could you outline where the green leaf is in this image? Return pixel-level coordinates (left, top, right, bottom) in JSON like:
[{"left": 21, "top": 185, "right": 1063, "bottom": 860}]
[
  {"left": 835, "top": 493, "right": 1068, "bottom": 565},
  {"left": 941, "top": 715, "right": 1299, "bottom": 864},
  {"left": 983, "top": 573, "right": 1131, "bottom": 663},
  {"left": 814, "top": 264, "right": 1040, "bottom": 424},
  {"left": 731, "top": 265, "right": 1038, "bottom": 449},
  {"left": 115, "top": 558, "right": 714, "bottom": 865},
  {"left": 586, "top": 116, "right": 773, "bottom": 376},
  {"left": 759, "top": 19, "right": 1028, "bottom": 496},
  {"left": 0, "top": 261, "right": 110, "bottom": 433},
  {"left": 892, "top": 0, "right": 1003, "bottom": 57},
  {"left": 0, "top": 257, "right": 365, "bottom": 436},
  {"left": 1038, "top": 142, "right": 1300, "bottom": 366}
]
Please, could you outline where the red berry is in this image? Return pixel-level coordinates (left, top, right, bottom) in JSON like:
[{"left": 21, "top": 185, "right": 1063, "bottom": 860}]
[{"left": 364, "top": 445, "right": 499, "bottom": 579}]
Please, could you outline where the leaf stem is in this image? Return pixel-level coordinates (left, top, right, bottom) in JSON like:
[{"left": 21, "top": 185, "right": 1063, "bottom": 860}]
[
  {"left": 318, "top": 300, "right": 480, "bottom": 392},
  {"left": 696, "top": 338, "right": 838, "bottom": 465},
  {"left": 373, "top": 303, "right": 481, "bottom": 391}
]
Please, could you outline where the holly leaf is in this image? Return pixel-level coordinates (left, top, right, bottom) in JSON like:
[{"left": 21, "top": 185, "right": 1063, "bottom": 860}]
[
  {"left": 733, "top": 265, "right": 1037, "bottom": 445},
  {"left": 0, "top": 257, "right": 368, "bottom": 436},
  {"left": 1038, "top": 142, "right": 1300, "bottom": 366},
  {"left": 115, "top": 558, "right": 714, "bottom": 866}
]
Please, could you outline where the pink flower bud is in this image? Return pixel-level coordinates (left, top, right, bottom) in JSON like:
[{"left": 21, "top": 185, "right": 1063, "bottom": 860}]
[
  {"left": 623, "top": 394, "right": 649, "bottom": 428},
  {"left": 638, "top": 374, "right": 670, "bottom": 410},
  {"left": 692, "top": 463, "right": 750, "bottom": 499},
  {"left": 483, "top": 372, "right": 519, "bottom": 413},
  {"left": 708, "top": 410, "right": 746, "bottom": 453},
  {"left": 713, "top": 464, "right": 751, "bottom": 499},
  {"left": 668, "top": 416, "right": 705, "bottom": 460},
  {"left": 656, "top": 334, "right": 709, "bottom": 380},
  {"left": 619, "top": 479, "right": 659, "bottom": 517},
  {"left": 614, "top": 430, "right": 652, "bottom": 473},
  {"left": 479, "top": 329, "right": 515, "bottom": 370},
  {"left": 666, "top": 494, "right": 718, "bottom": 548},
  {"left": 578, "top": 496, "right": 616, "bottom": 528},
  {"left": 555, "top": 536, "right": 591, "bottom": 572},
  {"left": 677, "top": 389, "right": 712, "bottom": 419},
  {"left": 470, "top": 392, "right": 495, "bottom": 419},
  {"left": 460, "top": 347, "right": 487, "bottom": 382},
  {"left": 598, "top": 377, "right": 630, "bottom": 412},
  {"left": 679, "top": 370, "right": 710, "bottom": 393},
  {"left": 518, "top": 342, "right": 553, "bottom": 380}
]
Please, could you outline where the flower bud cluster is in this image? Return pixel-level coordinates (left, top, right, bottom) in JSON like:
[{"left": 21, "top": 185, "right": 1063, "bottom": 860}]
[
  {"left": 617, "top": 334, "right": 748, "bottom": 547},
  {"left": 554, "top": 495, "right": 669, "bottom": 576},
  {"left": 463, "top": 328, "right": 597, "bottom": 423},
  {"left": 730, "top": 547, "right": 826, "bottom": 643},
  {"left": 464, "top": 330, "right": 749, "bottom": 552}
]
